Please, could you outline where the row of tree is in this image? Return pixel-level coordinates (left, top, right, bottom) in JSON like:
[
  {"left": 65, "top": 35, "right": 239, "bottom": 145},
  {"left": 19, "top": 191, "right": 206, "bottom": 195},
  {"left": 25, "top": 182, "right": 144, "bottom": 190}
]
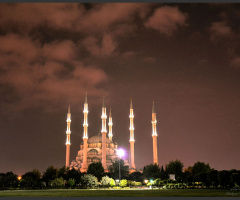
[{"left": 0, "top": 160, "right": 239, "bottom": 189}]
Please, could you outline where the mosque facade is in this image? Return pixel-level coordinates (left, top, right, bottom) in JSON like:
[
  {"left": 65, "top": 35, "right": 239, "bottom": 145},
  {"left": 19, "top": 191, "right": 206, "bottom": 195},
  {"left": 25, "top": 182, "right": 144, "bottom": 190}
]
[{"left": 65, "top": 94, "right": 158, "bottom": 173}]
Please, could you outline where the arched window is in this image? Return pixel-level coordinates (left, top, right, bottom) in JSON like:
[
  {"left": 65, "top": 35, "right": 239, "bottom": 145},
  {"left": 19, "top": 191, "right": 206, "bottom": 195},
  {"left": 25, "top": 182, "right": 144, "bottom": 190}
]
[
  {"left": 88, "top": 149, "right": 98, "bottom": 155},
  {"left": 92, "top": 157, "right": 100, "bottom": 163}
]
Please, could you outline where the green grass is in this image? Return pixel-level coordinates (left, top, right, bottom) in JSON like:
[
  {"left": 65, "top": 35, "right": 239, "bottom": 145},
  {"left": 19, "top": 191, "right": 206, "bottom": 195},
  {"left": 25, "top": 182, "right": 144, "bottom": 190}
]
[{"left": 0, "top": 189, "right": 240, "bottom": 197}]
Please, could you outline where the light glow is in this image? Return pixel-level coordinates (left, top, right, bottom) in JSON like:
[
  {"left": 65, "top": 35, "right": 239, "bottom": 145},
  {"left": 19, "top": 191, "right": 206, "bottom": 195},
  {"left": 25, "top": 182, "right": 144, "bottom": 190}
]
[{"left": 117, "top": 148, "right": 125, "bottom": 158}]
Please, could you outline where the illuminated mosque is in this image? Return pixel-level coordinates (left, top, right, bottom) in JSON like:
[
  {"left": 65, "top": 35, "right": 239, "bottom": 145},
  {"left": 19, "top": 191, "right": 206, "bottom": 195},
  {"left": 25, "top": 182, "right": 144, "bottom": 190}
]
[{"left": 65, "top": 93, "right": 158, "bottom": 173}]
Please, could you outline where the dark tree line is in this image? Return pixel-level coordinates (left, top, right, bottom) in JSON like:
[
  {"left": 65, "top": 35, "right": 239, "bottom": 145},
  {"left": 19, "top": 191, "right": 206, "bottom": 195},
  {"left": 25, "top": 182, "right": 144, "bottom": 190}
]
[{"left": 1, "top": 160, "right": 240, "bottom": 189}]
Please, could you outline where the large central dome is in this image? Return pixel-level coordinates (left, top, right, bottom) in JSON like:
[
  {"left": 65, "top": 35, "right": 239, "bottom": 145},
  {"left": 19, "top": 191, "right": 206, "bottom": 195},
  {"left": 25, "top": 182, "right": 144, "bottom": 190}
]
[{"left": 88, "top": 134, "right": 112, "bottom": 144}]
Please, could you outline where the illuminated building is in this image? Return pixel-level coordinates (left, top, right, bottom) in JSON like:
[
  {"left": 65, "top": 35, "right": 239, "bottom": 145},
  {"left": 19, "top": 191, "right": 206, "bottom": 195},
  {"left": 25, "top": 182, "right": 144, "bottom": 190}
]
[
  {"left": 152, "top": 101, "right": 158, "bottom": 165},
  {"left": 65, "top": 105, "right": 71, "bottom": 167},
  {"left": 129, "top": 98, "right": 136, "bottom": 173},
  {"left": 69, "top": 96, "right": 159, "bottom": 172},
  {"left": 70, "top": 95, "right": 128, "bottom": 172}
]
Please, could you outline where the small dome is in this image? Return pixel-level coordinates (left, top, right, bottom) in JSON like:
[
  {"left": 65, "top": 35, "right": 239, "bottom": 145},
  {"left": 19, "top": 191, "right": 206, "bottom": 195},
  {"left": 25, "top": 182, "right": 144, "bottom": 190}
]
[{"left": 88, "top": 134, "right": 112, "bottom": 144}]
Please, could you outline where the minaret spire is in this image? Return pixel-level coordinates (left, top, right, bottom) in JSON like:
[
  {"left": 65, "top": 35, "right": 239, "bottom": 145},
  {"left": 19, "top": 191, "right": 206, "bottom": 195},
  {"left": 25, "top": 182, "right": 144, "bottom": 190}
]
[
  {"left": 81, "top": 92, "right": 89, "bottom": 172},
  {"left": 66, "top": 104, "right": 71, "bottom": 168},
  {"left": 129, "top": 98, "right": 136, "bottom": 172},
  {"left": 152, "top": 101, "right": 158, "bottom": 165},
  {"left": 101, "top": 96, "right": 108, "bottom": 171},
  {"left": 85, "top": 91, "right": 87, "bottom": 103},
  {"left": 108, "top": 107, "right": 113, "bottom": 141}
]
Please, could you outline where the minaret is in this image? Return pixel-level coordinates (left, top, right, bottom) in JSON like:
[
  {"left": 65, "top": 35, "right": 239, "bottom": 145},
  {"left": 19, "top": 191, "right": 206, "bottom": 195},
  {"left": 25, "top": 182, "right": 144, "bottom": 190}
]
[
  {"left": 65, "top": 105, "right": 71, "bottom": 168},
  {"left": 129, "top": 98, "right": 136, "bottom": 171},
  {"left": 101, "top": 97, "right": 108, "bottom": 171},
  {"left": 81, "top": 93, "right": 88, "bottom": 172},
  {"left": 152, "top": 101, "right": 158, "bottom": 165},
  {"left": 108, "top": 108, "right": 113, "bottom": 141}
]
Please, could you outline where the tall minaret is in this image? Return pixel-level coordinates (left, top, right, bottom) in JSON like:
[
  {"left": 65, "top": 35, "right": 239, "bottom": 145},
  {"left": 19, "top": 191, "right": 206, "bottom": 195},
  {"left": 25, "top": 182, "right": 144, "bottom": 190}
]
[
  {"left": 81, "top": 93, "right": 88, "bottom": 172},
  {"left": 108, "top": 108, "right": 113, "bottom": 141},
  {"left": 152, "top": 101, "right": 158, "bottom": 165},
  {"left": 101, "top": 97, "right": 108, "bottom": 171},
  {"left": 129, "top": 98, "right": 136, "bottom": 171},
  {"left": 65, "top": 105, "right": 71, "bottom": 168}
]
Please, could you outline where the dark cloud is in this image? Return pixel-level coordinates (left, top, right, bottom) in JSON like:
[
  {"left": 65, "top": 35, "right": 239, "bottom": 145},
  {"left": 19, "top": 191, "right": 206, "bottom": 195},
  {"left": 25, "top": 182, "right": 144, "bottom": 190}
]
[{"left": 144, "top": 6, "right": 188, "bottom": 36}]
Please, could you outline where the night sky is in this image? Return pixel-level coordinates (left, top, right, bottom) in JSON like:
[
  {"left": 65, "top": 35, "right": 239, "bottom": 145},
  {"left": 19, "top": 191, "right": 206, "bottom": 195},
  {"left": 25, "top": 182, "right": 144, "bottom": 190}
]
[{"left": 0, "top": 3, "right": 240, "bottom": 175}]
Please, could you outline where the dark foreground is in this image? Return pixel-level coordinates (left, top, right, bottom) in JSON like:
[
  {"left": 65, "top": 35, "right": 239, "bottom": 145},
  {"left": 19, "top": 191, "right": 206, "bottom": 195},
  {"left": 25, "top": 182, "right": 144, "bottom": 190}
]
[{"left": 0, "top": 189, "right": 240, "bottom": 197}]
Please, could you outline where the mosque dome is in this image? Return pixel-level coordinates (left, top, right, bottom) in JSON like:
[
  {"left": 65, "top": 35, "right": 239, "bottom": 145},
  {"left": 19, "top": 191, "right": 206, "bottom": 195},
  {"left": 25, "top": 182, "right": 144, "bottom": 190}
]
[{"left": 88, "top": 134, "right": 112, "bottom": 144}]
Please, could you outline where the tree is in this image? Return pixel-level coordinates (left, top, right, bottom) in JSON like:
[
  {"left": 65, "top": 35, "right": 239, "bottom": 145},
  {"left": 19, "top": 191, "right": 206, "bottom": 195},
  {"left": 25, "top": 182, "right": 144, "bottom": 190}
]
[
  {"left": 129, "top": 172, "right": 143, "bottom": 182},
  {"left": 80, "top": 174, "right": 98, "bottom": 188},
  {"left": 183, "top": 167, "right": 193, "bottom": 184},
  {"left": 143, "top": 163, "right": 161, "bottom": 180},
  {"left": 0, "top": 172, "right": 18, "bottom": 188},
  {"left": 87, "top": 162, "right": 104, "bottom": 181},
  {"left": 108, "top": 159, "right": 129, "bottom": 180},
  {"left": 57, "top": 166, "right": 68, "bottom": 179},
  {"left": 165, "top": 160, "right": 184, "bottom": 179},
  {"left": 21, "top": 169, "right": 42, "bottom": 189},
  {"left": 230, "top": 173, "right": 240, "bottom": 187},
  {"left": 120, "top": 179, "right": 127, "bottom": 187},
  {"left": 66, "top": 168, "right": 81, "bottom": 184},
  {"left": 42, "top": 166, "right": 58, "bottom": 187},
  {"left": 218, "top": 170, "right": 230, "bottom": 188},
  {"left": 100, "top": 175, "right": 112, "bottom": 187},
  {"left": 50, "top": 177, "right": 65, "bottom": 187},
  {"left": 192, "top": 162, "right": 211, "bottom": 176},
  {"left": 207, "top": 170, "right": 218, "bottom": 187}
]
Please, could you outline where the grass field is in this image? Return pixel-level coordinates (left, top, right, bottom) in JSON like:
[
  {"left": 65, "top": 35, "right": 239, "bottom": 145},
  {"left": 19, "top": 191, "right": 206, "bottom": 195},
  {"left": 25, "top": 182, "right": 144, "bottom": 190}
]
[{"left": 0, "top": 189, "right": 240, "bottom": 197}]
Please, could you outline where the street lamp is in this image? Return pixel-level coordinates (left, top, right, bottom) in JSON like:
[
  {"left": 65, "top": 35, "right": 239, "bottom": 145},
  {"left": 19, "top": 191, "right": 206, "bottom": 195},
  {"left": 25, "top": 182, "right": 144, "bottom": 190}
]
[{"left": 117, "top": 148, "right": 125, "bottom": 182}]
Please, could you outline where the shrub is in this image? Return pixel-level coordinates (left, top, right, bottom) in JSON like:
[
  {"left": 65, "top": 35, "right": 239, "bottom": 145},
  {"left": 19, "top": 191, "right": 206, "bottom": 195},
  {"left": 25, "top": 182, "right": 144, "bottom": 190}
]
[
  {"left": 80, "top": 174, "right": 98, "bottom": 188},
  {"left": 50, "top": 177, "right": 65, "bottom": 187},
  {"left": 67, "top": 178, "right": 75, "bottom": 187},
  {"left": 120, "top": 179, "right": 127, "bottom": 187},
  {"left": 110, "top": 179, "right": 115, "bottom": 187}
]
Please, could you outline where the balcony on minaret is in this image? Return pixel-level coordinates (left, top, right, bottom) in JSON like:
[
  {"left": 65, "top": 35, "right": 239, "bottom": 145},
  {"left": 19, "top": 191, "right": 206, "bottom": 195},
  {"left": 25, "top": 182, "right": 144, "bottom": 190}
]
[{"left": 66, "top": 140, "right": 71, "bottom": 145}]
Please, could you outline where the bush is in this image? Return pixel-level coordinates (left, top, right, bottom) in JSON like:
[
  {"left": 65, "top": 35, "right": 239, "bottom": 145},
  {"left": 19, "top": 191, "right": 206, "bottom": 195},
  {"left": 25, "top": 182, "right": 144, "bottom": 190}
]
[
  {"left": 67, "top": 178, "right": 75, "bottom": 187},
  {"left": 50, "top": 177, "right": 65, "bottom": 187},
  {"left": 100, "top": 176, "right": 112, "bottom": 187},
  {"left": 110, "top": 179, "right": 115, "bottom": 187},
  {"left": 120, "top": 179, "right": 127, "bottom": 187},
  {"left": 80, "top": 174, "right": 98, "bottom": 189}
]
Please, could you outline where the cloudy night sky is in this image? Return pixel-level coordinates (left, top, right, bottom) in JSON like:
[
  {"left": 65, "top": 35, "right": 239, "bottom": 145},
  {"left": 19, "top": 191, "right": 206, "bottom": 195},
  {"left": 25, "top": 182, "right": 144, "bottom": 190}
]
[{"left": 0, "top": 3, "right": 240, "bottom": 175}]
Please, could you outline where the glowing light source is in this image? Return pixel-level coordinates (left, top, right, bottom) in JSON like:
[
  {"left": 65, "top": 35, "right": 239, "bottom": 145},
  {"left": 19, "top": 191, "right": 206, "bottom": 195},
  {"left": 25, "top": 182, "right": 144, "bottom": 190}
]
[
  {"left": 18, "top": 176, "right": 22, "bottom": 181},
  {"left": 117, "top": 149, "right": 125, "bottom": 158}
]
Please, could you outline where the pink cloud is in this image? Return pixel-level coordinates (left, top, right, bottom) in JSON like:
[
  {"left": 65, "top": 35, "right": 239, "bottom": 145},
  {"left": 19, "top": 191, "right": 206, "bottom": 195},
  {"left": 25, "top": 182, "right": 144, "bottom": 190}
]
[
  {"left": 210, "top": 21, "right": 233, "bottom": 40},
  {"left": 82, "top": 34, "right": 117, "bottom": 57},
  {"left": 142, "top": 57, "right": 156, "bottom": 63},
  {"left": 79, "top": 3, "right": 150, "bottom": 32},
  {"left": 0, "top": 33, "right": 40, "bottom": 61},
  {"left": 145, "top": 6, "right": 188, "bottom": 36},
  {"left": 230, "top": 57, "right": 240, "bottom": 69},
  {"left": 43, "top": 40, "right": 76, "bottom": 62},
  {"left": 0, "top": 4, "right": 83, "bottom": 31},
  {"left": 0, "top": 33, "right": 108, "bottom": 112}
]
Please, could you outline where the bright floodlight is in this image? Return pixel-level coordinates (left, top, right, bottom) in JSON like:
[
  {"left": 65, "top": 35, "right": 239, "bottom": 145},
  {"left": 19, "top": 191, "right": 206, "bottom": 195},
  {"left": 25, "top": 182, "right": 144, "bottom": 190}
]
[{"left": 117, "top": 149, "right": 125, "bottom": 158}]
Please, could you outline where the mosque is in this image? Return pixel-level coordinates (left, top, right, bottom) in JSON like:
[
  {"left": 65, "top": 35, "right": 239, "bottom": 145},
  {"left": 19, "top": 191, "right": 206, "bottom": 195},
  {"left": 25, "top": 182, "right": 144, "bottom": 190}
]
[{"left": 65, "top": 94, "right": 158, "bottom": 173}]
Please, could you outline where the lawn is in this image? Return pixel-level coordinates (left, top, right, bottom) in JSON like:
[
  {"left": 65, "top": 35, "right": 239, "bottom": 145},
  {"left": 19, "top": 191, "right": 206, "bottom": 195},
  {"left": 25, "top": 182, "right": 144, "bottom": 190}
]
[{"left": 0, "top": 189, "right": 240, "bottom": 197}]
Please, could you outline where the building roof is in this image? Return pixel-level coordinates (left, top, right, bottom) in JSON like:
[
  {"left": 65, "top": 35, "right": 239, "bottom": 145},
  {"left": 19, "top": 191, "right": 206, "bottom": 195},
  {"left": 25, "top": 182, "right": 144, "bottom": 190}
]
[{"left": 88, "top": 134, "right": 113, "bottom": 144}]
